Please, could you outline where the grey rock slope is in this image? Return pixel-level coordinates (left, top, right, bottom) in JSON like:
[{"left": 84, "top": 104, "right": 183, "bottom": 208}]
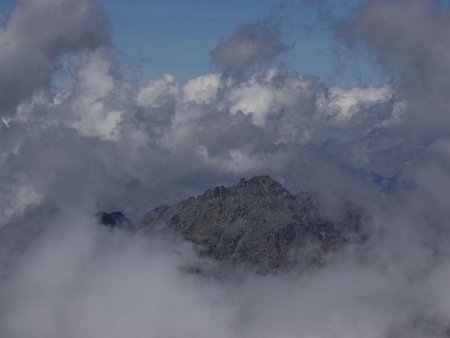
[
  {"left": 133, "top": 175, "right": 366, "bottom": 272},
  {"left": 97, "top": 211, "right": 132, "bottom": 229}
]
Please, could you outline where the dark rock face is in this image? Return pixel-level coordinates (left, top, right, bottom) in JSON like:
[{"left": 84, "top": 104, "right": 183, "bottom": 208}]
[
  {"left": 97, "top": 211, "right": 131, "bottom": 229},
  {"left": 134, "top": 175, "right": 367, "bottom": 272}
]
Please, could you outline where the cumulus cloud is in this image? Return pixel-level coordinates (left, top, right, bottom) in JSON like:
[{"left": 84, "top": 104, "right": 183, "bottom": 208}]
[
  {"left": 0, "top": 0, "right": 110, "bottom": 118},
  {"left": 338, "top": 0, "right": 450, "bottom": 135},
  {"left": 69, "top": 49, "right": 124, "bottom": 141},
  {"left": 317, "top": 84, "right": 393, "bottom": 124},
  {"left": 211, "top": 20, "right": 289, "bottom": 75}
]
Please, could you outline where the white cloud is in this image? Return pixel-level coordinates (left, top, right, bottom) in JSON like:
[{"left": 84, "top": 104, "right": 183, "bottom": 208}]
[
  {"left": 226, "top": 68, "right": 316, "bottom": 127},
  {"left": 182, "top": 74, "right": 220, "bottom": 104},
  {"left": 137, "top": 74, "right": 180, "bottom": 108},
  {"left": 317, "top": 85, "right": 393, "bottom": 124},
  {"left": 0, "top": 178, "right": 43, "bottom": 229},
  {"left": 69, "top": 50, "right": 123, "bottom": 141}
]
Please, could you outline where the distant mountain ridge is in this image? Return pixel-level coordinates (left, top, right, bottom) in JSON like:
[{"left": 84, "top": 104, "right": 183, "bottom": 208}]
[{"left": 101, "top": 175, "right": 367, "bottom": 272}]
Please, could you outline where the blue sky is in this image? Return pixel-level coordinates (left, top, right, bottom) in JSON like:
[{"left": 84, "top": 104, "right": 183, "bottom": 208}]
[
  {"left": 98, "top": 0, "right": 282, "bottom": 80},
  {"left": 0, "top": 0, "right": 388, "bottom": 86},
  {"left": 99, "top": 0, "right": 387, "bottom": 86}
]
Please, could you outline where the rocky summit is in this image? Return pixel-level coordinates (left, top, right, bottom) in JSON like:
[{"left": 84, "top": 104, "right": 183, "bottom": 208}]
[
  {"left": 125, "top": 175, "right": 367, "bottom": 272},
  {"left": 97, "top": 211, "right": 131, "bottom": 229}
]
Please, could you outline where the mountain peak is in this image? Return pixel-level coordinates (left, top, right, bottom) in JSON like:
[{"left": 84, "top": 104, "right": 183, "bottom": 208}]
[
  {"left": 198, "top": 175, "right": 292, "bottom": 203},
  {"left": 241, "top": 175, "right": 286, "bottom": 191},
  {"left": 134, "top": 175, "right": 365, "bottom": 273},
  {"left": 240, "top": 175, "right": 279, "bottom": 185}
]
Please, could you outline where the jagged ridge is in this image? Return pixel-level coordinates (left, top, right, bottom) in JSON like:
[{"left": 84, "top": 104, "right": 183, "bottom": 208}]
[{"left": 129, "top": 175, "right": 366, "bottom": 272}]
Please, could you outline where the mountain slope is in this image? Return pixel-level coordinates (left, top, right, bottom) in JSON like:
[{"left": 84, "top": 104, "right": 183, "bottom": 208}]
[{"left": 133, "top": 175, "right": 366, "bottom": 272}]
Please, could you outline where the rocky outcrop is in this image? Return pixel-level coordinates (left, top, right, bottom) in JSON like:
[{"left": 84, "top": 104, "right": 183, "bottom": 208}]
[
  {"left": 133, "top": 175, "right": 367, "bottom": 272},
  {"left": 97, "top": 211, "right": 131, "bottom": 229}
]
